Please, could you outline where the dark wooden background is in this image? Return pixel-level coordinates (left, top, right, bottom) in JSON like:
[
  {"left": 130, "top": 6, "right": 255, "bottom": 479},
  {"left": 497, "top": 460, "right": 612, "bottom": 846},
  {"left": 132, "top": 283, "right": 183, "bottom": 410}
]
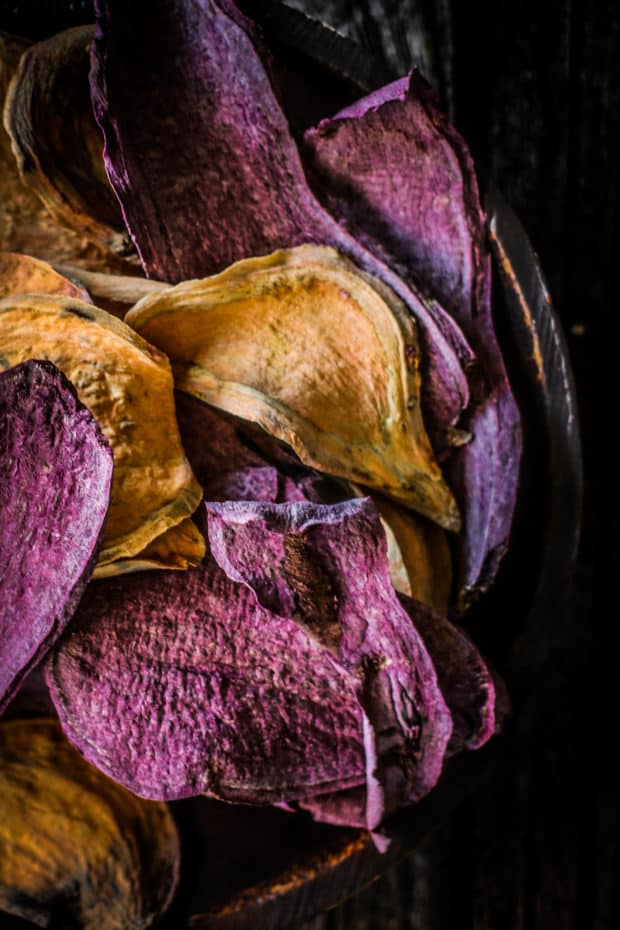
[
  {"left": 284, "top": 2, "right": 603, "bottom": 928},
  {"left": 0, "top": 1, "right": 604, "bottom": 927}
]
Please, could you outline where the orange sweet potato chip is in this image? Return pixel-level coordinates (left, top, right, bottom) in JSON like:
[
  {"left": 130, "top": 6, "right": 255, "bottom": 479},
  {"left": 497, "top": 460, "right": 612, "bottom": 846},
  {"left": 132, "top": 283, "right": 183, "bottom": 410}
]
[
  {"left": 0, "top": 250, "right": 90, "bottom": 300},
  {"left": 0, "top": 33, "right": 131, "bottom": 272},
  {"left": 0, "top": 293, "right": 203, "bottom": 572},
  {"left": 369, "top": 492, "right": 453, "bottom": 613},
  {"left": 126, "top": 245, "right": 460, "bottom": 531},
  {"left": 3, "top": 26, "right": 129, "bottom": 258},
  {"left": 0, "top": 718, "right": 179, "bottom": 929}
]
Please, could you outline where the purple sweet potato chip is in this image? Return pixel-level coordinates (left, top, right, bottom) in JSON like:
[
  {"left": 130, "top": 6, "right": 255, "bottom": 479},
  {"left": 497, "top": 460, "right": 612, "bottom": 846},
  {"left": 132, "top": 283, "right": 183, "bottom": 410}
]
[
  {"left": 303, "top": 73, "right": 522, "bottom": 599},
  {"left": 397, "top": 594, "right": 497, "bottom": 754},
  {"left": 206, "top": 498, "right": 453, "bottom": 813},
  {"left": 47, "top": 497, "right": 451, "bottom": 830},
  {"left": 46, "top": 556, "right": 370, "bottom": 807},
  {"left": 90, "top": 0, "right": 471, "bottom": 442},
  {"left": 0, "top": 360, "right": 112, "bottom": 714}
]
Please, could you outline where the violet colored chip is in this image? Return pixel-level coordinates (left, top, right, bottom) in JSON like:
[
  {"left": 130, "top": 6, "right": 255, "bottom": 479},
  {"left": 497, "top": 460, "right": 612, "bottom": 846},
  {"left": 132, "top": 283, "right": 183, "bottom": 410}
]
[
  {"left": 303, "top": 73, "right": 522, "bottom": 600},
  {"left": 90, "top": 0, "right": 472, "bottom": 442},
  {"left": 206, "top": 498, "right": 453, "bottom": 815},
  {"left": 0, "top": 360, "right": 112, "bottom": 714},
  {"left": 47, "top": 498, "right": 451, "bottom": 830},
  {"left": 397, "top": 594, "right": 497, "bottom": 754}
]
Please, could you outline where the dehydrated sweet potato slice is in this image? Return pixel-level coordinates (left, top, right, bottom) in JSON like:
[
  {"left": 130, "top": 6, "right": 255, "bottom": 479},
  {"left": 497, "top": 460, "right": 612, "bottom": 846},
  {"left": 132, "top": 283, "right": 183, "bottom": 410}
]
[
  {"left": 0, "top": 251, "right": 90, "bottom": 300},
  {"left": 47, "top": 498, "right": 452, "bottom": 830},
  {"left": 53, "top": 263, "right": 169, "bottom": 318},
  {"left": 91, "top": 0, "right": 473, "bottom": 446},
  {"left": 0, "top": 293, "right": 202, "bottom": 571},
  {"left": 93, "top": 517, "right": 206, "bottom": 578},
  {"left": 303, "top": 72, "right": 522, "bottom": 602},
  {"left": 398, "top": 595, "right": 497, "bottom": 754},
  {"left": 0, "top": 718, "right": 179, "bottom": 930},
  {"left": 3, "top": 26, "right": 127, "bottom": 256},
  {"left": 126, "top": 245, "right": 459, "bottom": 530},
  {"left": 0, "top": 34, "right": 125, "bottom": 271},
  {"left": 0, "top": 360, "right": 112, "bottom": 714},
  {"left": 368, "top": 492, "right": 453, "bottom": 613}
]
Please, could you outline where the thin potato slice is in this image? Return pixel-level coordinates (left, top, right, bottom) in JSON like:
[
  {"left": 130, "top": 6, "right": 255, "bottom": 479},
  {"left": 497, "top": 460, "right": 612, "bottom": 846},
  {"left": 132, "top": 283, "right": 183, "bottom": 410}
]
[
  {"left": 0, "top": 250, "right": 89, "bottom": 300},
  {"left": 370, "top": 492, "right": 453, "bottom": 613},
  {"left": 3, "top": 26, "right": 128, "bottom": 257},
  {"left": 93, "top": 517, "right": 205, "bottom": 578},
  {"left": 0, "top": 718, "right": 179, "bottom": 930},
  {"left": 0, "top": 293, "right": 202, "bottom": 570},
  {"left": 126, "top": 245, "right": 460, "bottom": 530},
  {"left": 54, "top": 262, "right": 170, "bottom": 319}
]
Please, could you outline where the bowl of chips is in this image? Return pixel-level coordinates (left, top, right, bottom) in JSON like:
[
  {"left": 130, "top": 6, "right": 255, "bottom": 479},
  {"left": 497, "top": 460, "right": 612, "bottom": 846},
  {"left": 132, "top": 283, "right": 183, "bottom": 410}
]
[{"left": 0, "top": 2, "right": 581, "bottom": 929}]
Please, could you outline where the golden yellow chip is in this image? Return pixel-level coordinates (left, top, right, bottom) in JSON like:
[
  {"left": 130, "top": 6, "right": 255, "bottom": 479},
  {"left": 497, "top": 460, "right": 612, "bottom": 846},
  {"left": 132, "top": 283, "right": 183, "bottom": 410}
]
[
  {"left": 0, "top": 33, "right": 133, "bottom": 271},
  {"left": 0, "top": 718, "right": 179, "bottom": 930},
  {"left": 369, "top": 492, "right": 453, "bottom": 614},
  {"left": 0, "top": 293, "right": 203, "bottom": 570},
  {"left": 126, "top": 244, "right": 460, "bottom": 530},
  {"left": 0, "top": 250, "right": 89, "bottom": 300}
]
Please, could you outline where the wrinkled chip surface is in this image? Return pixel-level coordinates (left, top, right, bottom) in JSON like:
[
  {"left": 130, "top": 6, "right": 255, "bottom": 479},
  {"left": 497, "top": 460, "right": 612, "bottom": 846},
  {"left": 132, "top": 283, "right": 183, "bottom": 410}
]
[
  {"left": 4, "top": 26, "right": 127, "bottom": 256},
  {"left": 0, "top": 251, "right": 90, "bottom": 300},
  {"left": 0, "top": 293, "right": 202, "bottom": 571},
  {"left": 367, "top": 491, "right": 453, "bottom": 613},
  {"left": 0, "top": 360, "right": 112, "bottom": 714},
  {"left": 0, "top": 33, "right": 124, "bottom": 271},
  {"left": 47, "top": 498, "right": 451, "bottom": 829},
  {"left": 91, "top": 0, "right": 472, "bottom": 444},
  {"left": 398, "top": 595, "right": 497, "bottom": 753},
  {"left": 126, "top": 245, "right": 459, "bottom": 530},
  {"left": 304, "top": 72, "right": 522, "bottom": 601},
  {"left": 0, "top": 718, "right": 179, "bottom": 929},
  {"left": 53, "top": 263, "right": 169, "bottom": 318}
]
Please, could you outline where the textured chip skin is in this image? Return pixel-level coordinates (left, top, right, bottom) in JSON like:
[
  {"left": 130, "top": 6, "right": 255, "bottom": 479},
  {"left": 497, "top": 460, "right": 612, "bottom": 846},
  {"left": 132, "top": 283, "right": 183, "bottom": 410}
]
[
  {"left": 46, "top": 555, "right": 372, "bottom": 807},
  {"left": 0, "top": 360, "right": 112, "bottom": 714},
  {"left": 3, "top": 26, "right": 128, "bottom": 255},
  {"left": 398, "top": 594, "right": 497, "bottom": 753},
  {"left": 0, "top": 718, "right": 180, "bottom": 930},
  {"left": 0, "top": 250, "right": 90, "bottom": 301},
  {"left": 90, "top": 0, "right": 472, "bottom": 444},
  {"left": 0, "top": 293, "right": 203, "bottom": 572},
  {"left": 303, "top": 72, "right": 522, "bottom": 601},
  {"left": 205, "top": 498, "right": 453, "bottom": 815},
  {"left": 47, "top": 498, "right": 452, "bottom": 830},
  {"left": 126, "top": 244, "right": 460, "bottom": 530}
]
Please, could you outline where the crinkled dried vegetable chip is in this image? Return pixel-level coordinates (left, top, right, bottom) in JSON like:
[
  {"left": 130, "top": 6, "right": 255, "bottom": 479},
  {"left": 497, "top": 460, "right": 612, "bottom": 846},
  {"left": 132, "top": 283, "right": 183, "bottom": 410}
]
[
  {"left": 397, "top": 595, "right": 498, "bottom": 754},
  {"left": 91, "top": 0, "right": 472, "bottom": 444},
  {"left": 0, "top": 718, "right": 179, "bottom": 930},
  {"left": 205, "top": 499, "right": 453, "bottom": 815},
  {"left": 3, "top": 26, "right": 128, "bottom": 258},
  {"left": 0, "top": 251, "right": 90, "bottom": 300},
  {"left": 126, "top": 244, "right": 459, "bottom": 530},
  {"left": 366, "top": 491, "right": 453, "bottom": 613},
  {"left": 0, "top": 34, "right": 121, "bottom": 271},
  {"left": 304, "top": 72, "right": 522, "bottom": 602},
  {"left": 53, "top": 262, "right": 169, "bottom": 318},
  {"left": 47, "top": 498, "right": 452, "bottom": 830},
  {"left": 0, "top": 360, "right": 112, "bottom": 715},
  {"left": 0, "top": 293, "right": 203, "bottom": 572}
]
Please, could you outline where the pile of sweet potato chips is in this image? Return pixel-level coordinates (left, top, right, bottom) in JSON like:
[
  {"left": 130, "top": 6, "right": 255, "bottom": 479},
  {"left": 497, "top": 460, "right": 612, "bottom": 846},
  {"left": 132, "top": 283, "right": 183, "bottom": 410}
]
[{"left": 0, "top": 2, "right": 521, "bottom": 926}]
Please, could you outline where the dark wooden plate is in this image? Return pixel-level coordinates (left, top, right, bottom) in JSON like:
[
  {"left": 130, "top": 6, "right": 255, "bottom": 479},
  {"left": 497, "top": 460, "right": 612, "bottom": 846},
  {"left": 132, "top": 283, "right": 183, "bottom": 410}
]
[{"left": 0, "top": 4, "right": 582, "bottom": 930}]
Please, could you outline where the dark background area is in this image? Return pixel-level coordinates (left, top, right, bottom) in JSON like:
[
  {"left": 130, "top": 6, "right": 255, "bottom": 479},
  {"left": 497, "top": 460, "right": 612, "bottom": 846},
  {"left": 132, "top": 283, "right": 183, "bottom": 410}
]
[{"left": 0, "top": 1, "right": 604, "bottom": 927}]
